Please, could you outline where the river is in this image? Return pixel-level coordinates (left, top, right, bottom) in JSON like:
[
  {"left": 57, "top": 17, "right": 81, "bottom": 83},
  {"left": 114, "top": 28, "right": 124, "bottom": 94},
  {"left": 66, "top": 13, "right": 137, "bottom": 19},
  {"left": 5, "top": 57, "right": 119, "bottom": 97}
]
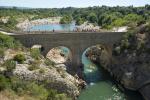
[
  {"left": 26, "top": 22, "right": 76, "bottom": 31},
  {"left": 78, "top": 48, "right": 144, "bottom": 100}
]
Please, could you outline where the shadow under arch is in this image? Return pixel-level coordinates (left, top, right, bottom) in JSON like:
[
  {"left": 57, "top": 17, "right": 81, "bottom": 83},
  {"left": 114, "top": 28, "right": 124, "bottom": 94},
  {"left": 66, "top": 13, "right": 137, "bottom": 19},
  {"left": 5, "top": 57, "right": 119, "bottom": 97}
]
[
  {"left": 31, "top": 44, "right": 45, "bottom": 52},
  {"left": 81, "top": 44, "right": 112, "bottom": 83}
]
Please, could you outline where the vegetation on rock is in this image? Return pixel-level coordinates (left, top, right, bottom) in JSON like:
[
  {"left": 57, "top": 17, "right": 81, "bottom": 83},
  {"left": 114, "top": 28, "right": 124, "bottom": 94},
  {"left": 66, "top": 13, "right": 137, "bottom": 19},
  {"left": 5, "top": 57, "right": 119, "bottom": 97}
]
[
  {"left": 30, "top": 48, "right": 41, "bottom": 60},
  {"left": 14, "top": 54, "right": 26, "bottom": 64},
  {"left": 0, "top": 33, "right": 72, "bottom": 100},
  {"left": 3, "top": 59, "right": 16, "bottom": 72}
]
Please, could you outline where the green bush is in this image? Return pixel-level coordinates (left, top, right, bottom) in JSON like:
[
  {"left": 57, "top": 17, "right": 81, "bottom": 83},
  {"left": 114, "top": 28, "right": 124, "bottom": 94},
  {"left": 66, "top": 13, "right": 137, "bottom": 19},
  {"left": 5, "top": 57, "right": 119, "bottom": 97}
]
[
  {"left": 44, "top": 59, "right": 55, "bottom": 66},
  {"left": 60, "top": 15, "right": 72, "bottom": 24},
  {"left": 47, "top": 89, "right": 58, "bottom": 100},
  {"left": 39, "top": 68, "right": 45, "bottom": 74},
  {"left": 0, "top": 33, "right": 14, "bottom": 48},
  {"left": 26, "top": 82, "right": 48, "bottom": 99},
  {"left": 11, "top": 77, "right": 27, "bottom": 95},
  {"left": 28, "top": 65, "right": 39, "bottom": 71},
  {"left": 31, "top": 48, "right": 41, "bottom": 60},
  {"left": 11, "top": 77, "right": 48, "bottom": 99},
  {"left": 47, "top": 90, "right": 71, "bottom": 100},
  {"left": 76, "top": 17, "right": 84, "bottom": 25},
  {"left": 0, "top": 33, "right": 21, "bottom": 49},
  {"left": 0, "top": 47, "right": 4, "bottom": 58},
  {"left": 3, "top": 59, "right": 16, "bottom": 72},
  {"left": 14, "top": 54, "right": 26, "bottom": 64},
  {"left": 14, "top": 40, "right": 22, "bottom": 49},
  {"left": 55, "top": 94, "right": 71, "bottom": 100},
  {"left": 0, "top": 75, "right": 10, "bottom": 91}
]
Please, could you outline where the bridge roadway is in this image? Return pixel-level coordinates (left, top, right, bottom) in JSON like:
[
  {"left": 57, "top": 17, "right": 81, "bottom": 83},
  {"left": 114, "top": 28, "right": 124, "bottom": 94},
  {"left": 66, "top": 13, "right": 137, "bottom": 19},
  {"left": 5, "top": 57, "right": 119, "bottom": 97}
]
[{"left": 10, "top": 31, "right": 125, "bottom": 74}]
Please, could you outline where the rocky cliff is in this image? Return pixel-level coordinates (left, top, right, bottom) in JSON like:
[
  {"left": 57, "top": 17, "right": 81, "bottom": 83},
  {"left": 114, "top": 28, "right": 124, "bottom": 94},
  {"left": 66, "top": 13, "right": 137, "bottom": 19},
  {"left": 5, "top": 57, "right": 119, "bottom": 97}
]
[
  {"left": 0, "top": 48, "right": 84, "bottom": 99},
  {"left": 85, "top": 24, "right": 150, "bottom": 100}
]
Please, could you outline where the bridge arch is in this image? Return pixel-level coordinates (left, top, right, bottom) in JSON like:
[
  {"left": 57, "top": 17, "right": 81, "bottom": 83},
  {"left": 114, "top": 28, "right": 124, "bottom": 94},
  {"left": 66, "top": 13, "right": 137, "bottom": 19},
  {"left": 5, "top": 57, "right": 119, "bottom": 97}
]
[
  {"left": 11, "top": 32, "right": 124, "bottom": 74},
  {"left": 79, "top": 44, "right": 113, "bottom": 79}
]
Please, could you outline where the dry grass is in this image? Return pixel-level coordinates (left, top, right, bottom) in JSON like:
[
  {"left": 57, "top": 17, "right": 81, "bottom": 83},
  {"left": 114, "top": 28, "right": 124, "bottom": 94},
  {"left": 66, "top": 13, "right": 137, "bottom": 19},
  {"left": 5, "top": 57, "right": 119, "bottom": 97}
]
[{"left": 0, "top": 89, "right": 36, "bottom": 100}]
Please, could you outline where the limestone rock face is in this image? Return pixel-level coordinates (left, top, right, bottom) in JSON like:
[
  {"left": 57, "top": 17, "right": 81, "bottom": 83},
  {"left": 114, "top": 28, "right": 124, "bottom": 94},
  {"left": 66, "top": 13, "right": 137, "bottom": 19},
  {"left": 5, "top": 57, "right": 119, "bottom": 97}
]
[
  {"left": 13, "top": 64, "right": 80, "bottom": 97},
  {"left": 1, "top": 48, "right": 82, "bottom": 98},
  {"left": 46, "top": 48, "right": 68, "bottom": 64},
  {"left": 85, "top": 26, "right": 150, "bottom": 100}
]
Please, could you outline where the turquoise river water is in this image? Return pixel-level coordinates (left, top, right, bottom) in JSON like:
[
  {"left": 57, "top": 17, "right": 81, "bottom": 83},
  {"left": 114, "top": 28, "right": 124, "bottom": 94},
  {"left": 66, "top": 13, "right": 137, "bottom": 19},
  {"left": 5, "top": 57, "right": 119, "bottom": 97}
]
[
  {"left": 78, "top": 48, "right": 143, "bottom": 100},
  {"left": 60, "top": 47, "right": 143, "bottom": 100},
  {"left": 27, "top": 23, "right": 76, "bottom": 31}
]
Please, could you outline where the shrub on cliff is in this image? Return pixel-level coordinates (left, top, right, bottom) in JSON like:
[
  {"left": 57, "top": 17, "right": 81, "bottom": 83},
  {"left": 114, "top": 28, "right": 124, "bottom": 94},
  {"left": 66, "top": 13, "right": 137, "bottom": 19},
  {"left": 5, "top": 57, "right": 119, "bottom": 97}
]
[
  {"left": 3, "top": 59, "right": 16, "bottom": 72},
  {"left": 39, "top": 68, "right": 45, "bottom": 74},
  {"left": 10, "top": 77, "right": 70, "bottom": 100},
  {"left": 10, "top": 77, "right": 48, "bottom": 99},
  {"left": 0, "top": 33, "right": 22, "bottom": 49},
  {"left": 28, "top": 65, "right": 39, "bottom": 71},
  {"left": 14, "top": 54, "right": 26, "bottom": 64},
  {"left": 0, "top": 75, "right": 10, "bottom": 91},
  {"left": 28, "top": 60, "right": 40, "bottom": 71},
  {"left": 47, "top": 89, "right": 70, "bottom": 100},
  {"left": 44, "top": 58, "right": 55, "bottom": 67},
  {"left": 0, "top": 48, "right": 4, "bottom": 58},
  {"left": 30, "top": 48, "right": 41, "bottom": 60}
]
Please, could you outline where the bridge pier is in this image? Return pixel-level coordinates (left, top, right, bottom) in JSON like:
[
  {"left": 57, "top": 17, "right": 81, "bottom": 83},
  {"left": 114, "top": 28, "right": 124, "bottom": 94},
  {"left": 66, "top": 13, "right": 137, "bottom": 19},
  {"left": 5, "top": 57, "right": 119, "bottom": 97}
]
[
  {"left": 41, "top": 46, "right": 82, "bottom": 75},
  {"left": 67, "top": 46, "right": 82, "bottom": 75},
  {"left": 11, "top": 32, "right": 124, "bottom": 75}
]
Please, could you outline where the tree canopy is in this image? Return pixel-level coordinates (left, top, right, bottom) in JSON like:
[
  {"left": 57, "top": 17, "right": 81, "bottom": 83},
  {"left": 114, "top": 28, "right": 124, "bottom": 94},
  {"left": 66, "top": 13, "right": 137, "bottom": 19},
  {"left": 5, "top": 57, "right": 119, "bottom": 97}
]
[
  {"left": 60, "top": 15, "right": 72, "bottom": 24},
  {"left": 0, "top": 5, "right": 150, "bottom": 30}
]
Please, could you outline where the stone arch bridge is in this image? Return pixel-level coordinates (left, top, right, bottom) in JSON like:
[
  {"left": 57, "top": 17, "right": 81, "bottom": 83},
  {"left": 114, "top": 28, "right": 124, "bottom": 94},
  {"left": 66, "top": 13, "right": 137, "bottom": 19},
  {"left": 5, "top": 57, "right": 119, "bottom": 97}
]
[{"left": 11, "top": 32, "right": 124, "bottom": 74}]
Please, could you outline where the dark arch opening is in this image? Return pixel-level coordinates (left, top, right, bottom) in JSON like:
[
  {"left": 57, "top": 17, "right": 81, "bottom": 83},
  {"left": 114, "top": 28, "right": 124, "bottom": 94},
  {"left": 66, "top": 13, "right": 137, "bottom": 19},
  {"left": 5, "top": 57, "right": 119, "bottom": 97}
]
[
  {"left": 31, "top": 44, "right": 44, "bottom": 52},
  {"left": 81, "top": 44, "right": 112, "bottom": 83},
  {"left": 41, "top": 46, "right": 45, "bottom": 52}
]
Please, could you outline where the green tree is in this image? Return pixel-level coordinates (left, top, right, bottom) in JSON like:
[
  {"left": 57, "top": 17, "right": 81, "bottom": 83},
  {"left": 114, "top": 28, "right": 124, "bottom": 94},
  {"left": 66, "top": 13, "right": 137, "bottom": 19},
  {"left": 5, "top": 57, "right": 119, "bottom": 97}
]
[
  {"left": 111, "top": 18, "right": 127, "bottom": 27},
  {"left": 124, "top": 14, "right": 143, "bottom": 25},
  {"left": 60, "top": 15, "right": 72, "bottom": 24},
  {"left": 76, "top": 17, "right": 84, "bottom": 25},
  {"left": 87, "top": 13, "right": 98, "bottom": 23},
  {"left": 14, "top": 54, "right": 26, "bottom": 64}
]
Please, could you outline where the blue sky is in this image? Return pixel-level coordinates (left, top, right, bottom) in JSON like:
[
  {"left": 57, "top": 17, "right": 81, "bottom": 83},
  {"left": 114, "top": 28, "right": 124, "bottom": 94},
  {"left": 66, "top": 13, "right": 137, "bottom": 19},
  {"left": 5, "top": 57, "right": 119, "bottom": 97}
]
[{"left": 0, "top": 0, "right": 150, "bottom": 8}]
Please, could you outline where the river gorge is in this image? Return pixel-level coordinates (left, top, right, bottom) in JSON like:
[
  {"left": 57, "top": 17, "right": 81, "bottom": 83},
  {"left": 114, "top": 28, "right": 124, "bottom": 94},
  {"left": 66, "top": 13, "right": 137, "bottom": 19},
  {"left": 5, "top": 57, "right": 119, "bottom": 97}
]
[
  {"left": 16, "top": 23, "right": 147, "bottom": 100},
  {"left": 1, "top": 3, "right": 150, "bottom": 100},
  {"left": 54, "top": 46, "right": 143, "bottom": 100}
]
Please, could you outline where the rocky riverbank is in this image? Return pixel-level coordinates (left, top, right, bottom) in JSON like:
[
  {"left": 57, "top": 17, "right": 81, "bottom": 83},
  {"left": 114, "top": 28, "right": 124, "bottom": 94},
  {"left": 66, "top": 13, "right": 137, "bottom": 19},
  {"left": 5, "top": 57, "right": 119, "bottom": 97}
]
[
  {"left": 85, "top": 24, "right": 150, "bottom": 100},
  {"left": 0, "top": 48, "right": 86, "bottom": 99},
  {"left": 16, "top": 17, "right": 62, "bottom": 31},
  {"left": 46, "top": 47, "right": 69, "bottom": 64}
]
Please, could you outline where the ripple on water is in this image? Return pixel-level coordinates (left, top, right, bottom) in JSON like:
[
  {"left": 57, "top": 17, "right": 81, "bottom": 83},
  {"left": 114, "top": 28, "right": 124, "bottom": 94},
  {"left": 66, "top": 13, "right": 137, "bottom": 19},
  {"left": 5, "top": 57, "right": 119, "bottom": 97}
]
[
  {"left": 79, "top": 48, "right": 143, "bottom": 100},
  {"left": 78, "top": 81, "right": 126, "bottom": 100},
  {"left": 60, "top": 46, "right": 143, "bottom": 100}
]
